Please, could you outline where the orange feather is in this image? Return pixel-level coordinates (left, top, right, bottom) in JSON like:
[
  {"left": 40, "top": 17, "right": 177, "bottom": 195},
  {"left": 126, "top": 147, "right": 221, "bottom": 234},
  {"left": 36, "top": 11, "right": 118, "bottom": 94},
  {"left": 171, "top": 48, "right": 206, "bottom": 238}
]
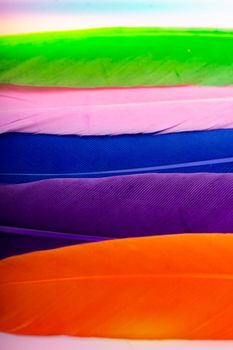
[{"left": 1, "top": 234, "right": 233, "bottom": 339}]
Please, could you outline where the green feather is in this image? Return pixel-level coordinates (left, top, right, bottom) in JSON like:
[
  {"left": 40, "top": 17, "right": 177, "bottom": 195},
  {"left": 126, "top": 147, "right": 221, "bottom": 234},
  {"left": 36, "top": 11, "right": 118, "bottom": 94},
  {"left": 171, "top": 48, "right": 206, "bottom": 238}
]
[{"left": 0, "top": 27, "right": 233, "bottom": 87}]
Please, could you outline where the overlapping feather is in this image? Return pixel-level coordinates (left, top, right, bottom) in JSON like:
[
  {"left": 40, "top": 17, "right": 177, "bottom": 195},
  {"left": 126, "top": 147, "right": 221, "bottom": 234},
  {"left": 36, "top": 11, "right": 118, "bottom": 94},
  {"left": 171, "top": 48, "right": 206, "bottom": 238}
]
[
  {"left": 1, "top": 130, "right": 233, "bottom": 184},
  {"left": 1, "top": 15, "right": 233, "bottom": 346},
  {"left": 1, "top": 28, "right": 233, "bottom": 88},
  {"left": 0, "top": 174, "right": 233, "bottom": 251},
  {"left": 1, "top": 234, "right": 233, "bottom": 339},
  {"left": 1, "top": 85, "right": 233, "bottom": 135}
]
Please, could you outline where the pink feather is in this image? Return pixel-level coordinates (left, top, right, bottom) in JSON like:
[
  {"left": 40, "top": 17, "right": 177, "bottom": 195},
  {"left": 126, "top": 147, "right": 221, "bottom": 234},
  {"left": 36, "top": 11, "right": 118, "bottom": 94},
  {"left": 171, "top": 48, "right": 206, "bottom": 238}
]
[{"left": 1, "top": 85, "right": 233, "bottom": 136}]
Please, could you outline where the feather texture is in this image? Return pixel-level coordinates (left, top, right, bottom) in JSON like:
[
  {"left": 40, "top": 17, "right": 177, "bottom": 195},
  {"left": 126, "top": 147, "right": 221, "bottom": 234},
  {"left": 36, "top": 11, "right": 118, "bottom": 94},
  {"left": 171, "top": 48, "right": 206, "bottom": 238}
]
[
  {"left": 1, "top": 234, "right": 233, "bottom": 339},
  {"left": 0, "top": 173, "right": 233, "bottom": 258},
  {"left": 0, "top": 28, "right": 233, "bottom": 87},
  {"left": 1, "top": 130, "right": 233, "bottom": 183},
  {"left": 1, "top": 85, "right": 233, "bottom": 136}
]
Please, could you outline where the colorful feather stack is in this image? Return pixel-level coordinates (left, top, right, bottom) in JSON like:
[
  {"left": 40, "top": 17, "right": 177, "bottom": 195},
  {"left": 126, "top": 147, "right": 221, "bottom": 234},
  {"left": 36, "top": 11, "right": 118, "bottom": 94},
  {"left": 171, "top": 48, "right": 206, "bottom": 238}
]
[{"left": 1, "top": 0, "right": 233, "bottom": 348}]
